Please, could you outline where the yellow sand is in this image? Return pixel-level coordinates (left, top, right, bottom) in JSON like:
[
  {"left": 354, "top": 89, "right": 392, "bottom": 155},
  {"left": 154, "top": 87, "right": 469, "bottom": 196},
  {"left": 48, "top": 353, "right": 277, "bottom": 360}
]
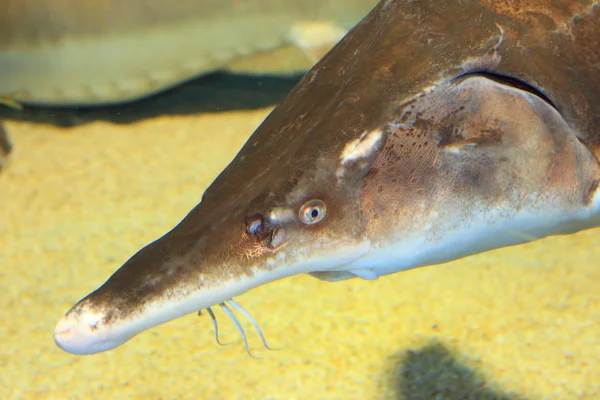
[{"left": 1, "top": 109, "right": 599, "bottom": 399}]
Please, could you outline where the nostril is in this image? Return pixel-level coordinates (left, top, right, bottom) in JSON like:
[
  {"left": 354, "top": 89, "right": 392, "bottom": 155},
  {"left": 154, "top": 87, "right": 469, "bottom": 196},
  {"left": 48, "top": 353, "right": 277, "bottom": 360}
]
[
  {"left": 246, "top": 215, "right": 263, "bottom": 234},
  {"left": 270, "top": 228, "right": 287, "bottom": 249}
]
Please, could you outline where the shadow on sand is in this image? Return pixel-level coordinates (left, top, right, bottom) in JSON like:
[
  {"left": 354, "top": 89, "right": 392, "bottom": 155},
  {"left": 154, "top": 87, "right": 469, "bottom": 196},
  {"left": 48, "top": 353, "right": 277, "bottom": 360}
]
[
  {"left": 384, "top": 341, "right": 528, "bottom": 400},
  {"left": 0, "top": 71, "right": 302, "bottom": 127}
]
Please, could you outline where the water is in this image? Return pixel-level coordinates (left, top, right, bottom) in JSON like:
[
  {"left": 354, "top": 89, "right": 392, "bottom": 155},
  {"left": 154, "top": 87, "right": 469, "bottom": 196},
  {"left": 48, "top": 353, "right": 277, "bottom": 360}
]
[{"left": 1, "top": 1, "right": 599, "bottom": 399}]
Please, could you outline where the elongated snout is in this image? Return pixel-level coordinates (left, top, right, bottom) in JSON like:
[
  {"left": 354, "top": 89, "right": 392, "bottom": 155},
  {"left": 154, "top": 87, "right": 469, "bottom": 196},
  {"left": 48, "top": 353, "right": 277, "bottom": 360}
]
[{"left": 52, "top": 207, "right": 251, "bottom": 355}]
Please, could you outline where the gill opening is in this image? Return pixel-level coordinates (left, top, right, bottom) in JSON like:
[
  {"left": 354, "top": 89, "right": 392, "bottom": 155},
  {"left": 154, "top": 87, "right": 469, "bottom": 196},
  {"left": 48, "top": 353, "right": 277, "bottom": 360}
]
[
  {"left": 454, "top": 72, "right": 558, "bottom": 111},
  {"left": 198, "top": 299, "right": 276, "bottom": 359}
]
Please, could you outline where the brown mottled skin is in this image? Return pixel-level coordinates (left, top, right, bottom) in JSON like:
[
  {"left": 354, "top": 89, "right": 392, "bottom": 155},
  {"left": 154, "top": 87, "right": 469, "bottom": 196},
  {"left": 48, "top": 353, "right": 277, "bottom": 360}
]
[{"left": 62, "top": 0, "right": 599, "bottom": 337}]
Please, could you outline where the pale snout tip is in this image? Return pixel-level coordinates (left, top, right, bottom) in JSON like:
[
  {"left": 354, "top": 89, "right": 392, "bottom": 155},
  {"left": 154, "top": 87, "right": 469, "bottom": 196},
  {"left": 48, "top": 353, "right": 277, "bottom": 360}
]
[
  {"left": 54, "top": 314, "right": 85, "bottom": 354},
  {"left": 53, "top": 311, "right": 107, "bottom": 355}
]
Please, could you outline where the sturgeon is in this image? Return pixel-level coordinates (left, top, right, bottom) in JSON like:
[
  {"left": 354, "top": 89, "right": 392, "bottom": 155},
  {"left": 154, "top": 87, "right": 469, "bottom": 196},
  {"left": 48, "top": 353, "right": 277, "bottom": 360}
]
[
  {"left": 55, "top": 0, "right": 600, "bottom": 355},
  {"left": 0, "top": 0, "right": 377, "bottom": 106}
]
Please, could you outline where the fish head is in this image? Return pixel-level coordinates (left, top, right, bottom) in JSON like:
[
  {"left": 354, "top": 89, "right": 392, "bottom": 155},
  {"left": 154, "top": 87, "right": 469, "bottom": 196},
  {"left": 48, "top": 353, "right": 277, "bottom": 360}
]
[
  {"left": 53, "top": 124, "right": 378, "bottom": 354},
  {"left": 55, "top": 0, "right": 600, "bottom": 355},
  {"left": 54, "top": 69, "right": 600, "bottom": 356},
  {"left": 354, "top": 74, "right": 600, "bottom": 276}
]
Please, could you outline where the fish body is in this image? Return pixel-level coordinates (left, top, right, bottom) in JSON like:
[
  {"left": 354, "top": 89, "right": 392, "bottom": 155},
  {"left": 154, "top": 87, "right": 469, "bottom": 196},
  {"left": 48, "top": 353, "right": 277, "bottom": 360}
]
[
  {"left": 0, "top": 0, "right": 378, "bottom": 105},
  {"left": 55, "top": 0, "right": 600, "bottom": 355}
]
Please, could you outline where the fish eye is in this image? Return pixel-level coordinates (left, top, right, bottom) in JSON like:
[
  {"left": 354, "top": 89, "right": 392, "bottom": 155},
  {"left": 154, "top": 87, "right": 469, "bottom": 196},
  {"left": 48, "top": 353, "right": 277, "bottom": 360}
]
[{"left": 298, "top": 200, "right": 327, "bottom": 225}]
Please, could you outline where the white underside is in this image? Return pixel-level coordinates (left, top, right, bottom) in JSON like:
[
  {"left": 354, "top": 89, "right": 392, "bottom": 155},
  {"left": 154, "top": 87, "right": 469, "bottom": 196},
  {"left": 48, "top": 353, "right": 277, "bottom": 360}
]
[{"left": 343, "top": 189, "right": 600, "bottom": 279}]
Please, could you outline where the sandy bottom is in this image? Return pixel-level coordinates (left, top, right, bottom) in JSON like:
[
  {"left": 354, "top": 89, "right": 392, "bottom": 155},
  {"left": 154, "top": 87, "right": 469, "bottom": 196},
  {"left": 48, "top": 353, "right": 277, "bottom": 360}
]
[{"left": 1, "top": 98, "right": 599, "bottom": 399}]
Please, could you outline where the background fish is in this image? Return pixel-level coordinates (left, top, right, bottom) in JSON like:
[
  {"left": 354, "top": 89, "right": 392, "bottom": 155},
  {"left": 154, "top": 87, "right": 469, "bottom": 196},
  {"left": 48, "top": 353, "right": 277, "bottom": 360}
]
[{"left": 0, "top": 0, "right": 378, "bottom": 106}]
